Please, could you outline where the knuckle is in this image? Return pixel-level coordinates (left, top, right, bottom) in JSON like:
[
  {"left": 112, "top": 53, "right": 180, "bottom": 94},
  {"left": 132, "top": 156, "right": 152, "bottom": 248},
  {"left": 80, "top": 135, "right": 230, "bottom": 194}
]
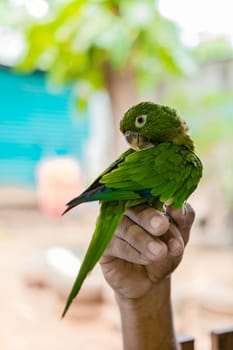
[
  {"left": 138, "top": 207, "right": 153, "bottom": 220},
  {"left": 117, "top": 215, "right": 133, "bottom": 237},
  {"left": 122, "top": 240, "right": 133, "bottom": 257},
  {"left": 126, "top": 205, "right": 159, "bottom": 224},
  {"left": 138, "top": 207, "right": 159, "bottom": 227},
  {"left": 125, "top": 204, "right": 147, "bottom": 217},
  {"left": 126, "top": 223, "right": 143, "bottom": 244}
]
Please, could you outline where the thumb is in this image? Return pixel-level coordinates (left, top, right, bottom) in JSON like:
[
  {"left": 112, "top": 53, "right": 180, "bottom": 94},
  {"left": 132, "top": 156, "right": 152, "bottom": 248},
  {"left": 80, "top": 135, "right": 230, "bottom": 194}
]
[{"left": 165, "top": 202, "right": 195, "bottom": 245}]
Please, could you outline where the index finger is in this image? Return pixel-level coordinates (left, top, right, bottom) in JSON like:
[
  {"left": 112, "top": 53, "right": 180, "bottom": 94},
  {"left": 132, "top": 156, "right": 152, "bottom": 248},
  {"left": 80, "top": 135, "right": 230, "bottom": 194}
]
[{"left": 125, "top": 205, "right": 170, "bottom": 237}]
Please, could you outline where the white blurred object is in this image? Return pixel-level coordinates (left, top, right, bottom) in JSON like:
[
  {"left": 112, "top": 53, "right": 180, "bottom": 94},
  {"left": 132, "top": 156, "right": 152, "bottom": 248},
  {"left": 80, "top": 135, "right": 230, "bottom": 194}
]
[
  {"left": 24, "top": 246, "right": 104, "bottom": 304},
  {"left": 159, "top": 0, "right": 233, "bottom": 46},
  {"left": 198, "top": 279, "right": 233, "bottom": 315},
  {"left": 85, "top": 92, "right": 114, "bottom": 181},
  {"left": 46, "top": 246, "right": 81, "bottom": 278}
]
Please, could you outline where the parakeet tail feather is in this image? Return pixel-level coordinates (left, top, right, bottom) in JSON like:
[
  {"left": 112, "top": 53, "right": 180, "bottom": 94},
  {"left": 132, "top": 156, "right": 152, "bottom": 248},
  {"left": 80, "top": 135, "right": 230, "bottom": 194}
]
[{"left": 62, "top": 200, "right": 125, "bottom": 317}]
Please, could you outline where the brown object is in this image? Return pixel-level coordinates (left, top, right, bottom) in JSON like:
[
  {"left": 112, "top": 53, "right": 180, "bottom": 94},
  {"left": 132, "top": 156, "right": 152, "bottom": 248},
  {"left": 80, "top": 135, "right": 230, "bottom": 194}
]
[
  {"left": 179, "top": 335, "right": 195, "bottom": 350},
  {"left": 211, "top": 326, "right": 233, "bottom": 350},
  {"left": 179, "top": 326, "right": 233, "bottom": 350}
]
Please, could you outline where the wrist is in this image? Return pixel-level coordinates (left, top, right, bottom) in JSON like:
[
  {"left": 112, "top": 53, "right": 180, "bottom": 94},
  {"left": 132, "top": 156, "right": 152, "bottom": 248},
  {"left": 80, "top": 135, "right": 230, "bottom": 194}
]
[
  {"left": 115, "top": 277, "right": 178, "bottom": 350},
  {"left": 115, "top": 276, "right": 171, "bottom": 311}
]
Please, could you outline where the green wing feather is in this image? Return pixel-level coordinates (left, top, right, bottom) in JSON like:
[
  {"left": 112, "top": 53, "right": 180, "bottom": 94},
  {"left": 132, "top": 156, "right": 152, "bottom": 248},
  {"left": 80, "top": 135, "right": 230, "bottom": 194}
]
[
  {"left": 62, "top": 200, "right": 125, "bottom": 317},
  {"left": 101, "top": 143, "right": 202, "bottom": 208},
  {"left": 63, "top": 148, "right": 134, "bottom": 214},
  {"left": 83, "top": 148, "right": 134, "bottom": 193}
]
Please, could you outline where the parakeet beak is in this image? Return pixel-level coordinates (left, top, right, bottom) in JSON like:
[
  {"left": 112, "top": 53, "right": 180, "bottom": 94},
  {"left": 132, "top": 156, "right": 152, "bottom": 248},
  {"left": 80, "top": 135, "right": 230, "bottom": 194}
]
[{"left": 124, "top": 131, "right": 154, "bottom": 151}]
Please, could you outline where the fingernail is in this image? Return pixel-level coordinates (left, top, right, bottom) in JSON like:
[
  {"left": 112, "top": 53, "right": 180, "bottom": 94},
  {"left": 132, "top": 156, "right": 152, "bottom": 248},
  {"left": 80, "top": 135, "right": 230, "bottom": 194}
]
[
  {"left": 148, "top": 241, "right": 163, "bottom": 256},
  {"left": 168, "top": 239, "right": 183, "bottom": 256},
  {"left": 150, "top": 217, "right": 161, "bottom": 230},
  {"left": 182, "top": 203, "right": 187, "bottom": 216}
]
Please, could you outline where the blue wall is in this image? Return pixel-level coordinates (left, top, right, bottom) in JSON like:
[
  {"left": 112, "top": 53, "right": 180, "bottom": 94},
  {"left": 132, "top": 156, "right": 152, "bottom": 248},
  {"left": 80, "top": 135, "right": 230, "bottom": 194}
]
[{"left": 0, "top": 68, "right": 89, "bottom": 186}]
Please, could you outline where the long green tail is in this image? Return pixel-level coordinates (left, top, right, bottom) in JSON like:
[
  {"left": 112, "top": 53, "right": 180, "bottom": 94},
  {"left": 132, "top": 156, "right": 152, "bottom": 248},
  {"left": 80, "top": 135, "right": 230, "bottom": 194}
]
[{"left": 62, "top": 200, "right": 125, "bottom": 317}]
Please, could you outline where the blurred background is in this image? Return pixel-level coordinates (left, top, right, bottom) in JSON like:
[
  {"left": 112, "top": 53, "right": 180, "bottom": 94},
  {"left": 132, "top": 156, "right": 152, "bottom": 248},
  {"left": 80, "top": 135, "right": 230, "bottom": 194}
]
[{"left": 0, "top": 0, "right": 233, "bottom": 349}]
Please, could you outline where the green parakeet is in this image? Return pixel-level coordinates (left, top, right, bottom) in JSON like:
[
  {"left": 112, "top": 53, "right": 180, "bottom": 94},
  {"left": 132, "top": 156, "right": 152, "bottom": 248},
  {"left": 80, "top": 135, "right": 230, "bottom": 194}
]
[{"left": 62, "top": 101, "right": 202, "bottom": 317}]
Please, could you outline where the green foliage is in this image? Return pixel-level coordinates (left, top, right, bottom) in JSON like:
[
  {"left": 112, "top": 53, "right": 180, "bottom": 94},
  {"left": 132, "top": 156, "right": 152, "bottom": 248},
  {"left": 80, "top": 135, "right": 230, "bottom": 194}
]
[
  {"left": 158, "top": 74, "right": 233, "bottom": 208},
  {"left": 16, "top": 0, "right": 192, "bottom": 95},
  {"left": 159, "top": 80, "right": 233, "bottom": 152},
  {"left": 193, "top": 37, "right": 233, "bottom": 64}
]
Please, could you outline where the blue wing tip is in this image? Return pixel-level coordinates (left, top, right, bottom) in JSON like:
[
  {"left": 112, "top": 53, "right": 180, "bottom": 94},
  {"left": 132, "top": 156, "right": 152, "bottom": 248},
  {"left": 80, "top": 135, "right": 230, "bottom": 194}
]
[{"left": 62, "top": 206, "right": 71, "bottom": 216}]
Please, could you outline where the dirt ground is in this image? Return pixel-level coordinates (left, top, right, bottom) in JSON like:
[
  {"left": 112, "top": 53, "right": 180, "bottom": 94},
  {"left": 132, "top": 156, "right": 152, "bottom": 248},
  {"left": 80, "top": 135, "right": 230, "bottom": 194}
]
[{"left": 0, "top": 199, "right": 233, "bottom": 350}]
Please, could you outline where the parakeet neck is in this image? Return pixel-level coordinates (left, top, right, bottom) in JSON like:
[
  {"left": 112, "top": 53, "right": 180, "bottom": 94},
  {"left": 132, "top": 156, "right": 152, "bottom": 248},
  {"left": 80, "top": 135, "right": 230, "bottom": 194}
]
[{"left": 173, "top": 132, "right": 195, "bottom": 151}]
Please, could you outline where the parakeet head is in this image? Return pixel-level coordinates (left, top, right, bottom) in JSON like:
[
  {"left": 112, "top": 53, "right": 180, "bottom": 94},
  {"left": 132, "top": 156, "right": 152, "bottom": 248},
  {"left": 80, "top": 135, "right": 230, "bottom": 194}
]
[{"left": 120, "top": 102, "right": 194, "bottom": 151}]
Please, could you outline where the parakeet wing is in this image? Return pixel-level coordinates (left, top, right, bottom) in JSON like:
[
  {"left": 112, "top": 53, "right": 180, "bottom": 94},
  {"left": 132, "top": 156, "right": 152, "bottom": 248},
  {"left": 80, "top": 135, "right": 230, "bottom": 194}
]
[
  {"left": 63, "top": 148, "right": 135, "bottom": 214},
  {"left": 101, "top": 143, "right": 202, "bottom": 209}
]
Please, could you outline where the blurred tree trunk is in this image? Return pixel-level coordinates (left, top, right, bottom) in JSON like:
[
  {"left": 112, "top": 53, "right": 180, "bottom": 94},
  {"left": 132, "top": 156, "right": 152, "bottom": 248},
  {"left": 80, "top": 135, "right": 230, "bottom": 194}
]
[{"left": 104, "top": 63, "right": 139, "bottom": 155}]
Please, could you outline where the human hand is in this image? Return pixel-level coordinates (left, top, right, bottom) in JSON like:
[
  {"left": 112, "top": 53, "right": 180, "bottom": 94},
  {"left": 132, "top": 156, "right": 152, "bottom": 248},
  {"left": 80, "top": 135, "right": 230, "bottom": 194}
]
[{"left": 100, "top": 203, "right": 195, "bottom": 299}]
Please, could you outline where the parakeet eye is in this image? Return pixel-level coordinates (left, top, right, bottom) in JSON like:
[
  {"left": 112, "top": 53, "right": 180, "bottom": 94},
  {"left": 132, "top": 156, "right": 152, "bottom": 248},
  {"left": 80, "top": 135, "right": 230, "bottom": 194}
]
[{"left": 135, "top": 115, "right": 147, "bottom": 128}]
